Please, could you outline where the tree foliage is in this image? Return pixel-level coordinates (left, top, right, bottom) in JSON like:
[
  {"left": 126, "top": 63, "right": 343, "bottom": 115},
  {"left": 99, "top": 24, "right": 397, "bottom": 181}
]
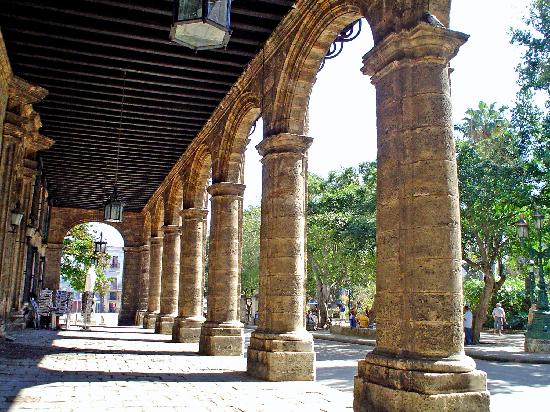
[
  {"left": 456, "top": 101, "right": 533, "bottom": 342},
  {"left": 306, "top": 162, "right": 377, "bottom": 326},
  {"left": 61, "top": 223, "right": 111, "bottom": 293},
  {"left": 510, "top": 0, "right": 550, "bottom": 104},
  {"left": 240, "top": 206, "right": 261, "bottom": 298}
]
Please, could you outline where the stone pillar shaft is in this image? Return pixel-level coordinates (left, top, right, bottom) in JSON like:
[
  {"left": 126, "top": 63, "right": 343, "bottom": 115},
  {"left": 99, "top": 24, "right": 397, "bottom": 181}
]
[
  {"left": 135, "top": 244, "right": 150, "bottom": 326},
  {"left": 247, "top": 133, "right": 315, "bottom": 382},
  {"left": 43, "top": 243, "right": 63, "bottom": 290},
  {"left": 199, "top": 183, "right": 244, "bottom": 356},
  {"left": 143, "top": 236, "right": 162, "bottom": 329},
  {"left": 354, "top": 24, "right": 489, "bottom": 411},
  {"left": 119, "top": 246, "right": 142, "bottom": 326},
  {"left": 173, "top": 208, "right": 207, "bottom": 343},
  {"left": 155, "top": 225, "right": 180, "bottom": 334}
]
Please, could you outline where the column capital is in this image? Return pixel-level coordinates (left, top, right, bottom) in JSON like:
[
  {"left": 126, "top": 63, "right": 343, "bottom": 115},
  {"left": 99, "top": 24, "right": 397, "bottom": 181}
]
[
  {"left": 256, "top": 133, "right": 313, "bottom": 157},
  {"left": 362, "top": 23, "right": 468, "bottom": 82},
  {"left": 207, "top": 182, "right": 245, "bottom": 197},
  {"left": 45, "top": 242, "right": 63, "bottom": 251},
  {"left": 161, "top": 224, "right": 181, "bottom": 236},
  {"left": 150, "top": 236, "right": 163, "bottom": 245},
  {"left": 180, "top": 207, "right": 208, "bottom": 221}
]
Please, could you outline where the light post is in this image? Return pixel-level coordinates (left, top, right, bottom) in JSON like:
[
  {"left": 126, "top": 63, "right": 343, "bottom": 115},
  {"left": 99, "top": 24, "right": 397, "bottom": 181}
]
[{"left": 516, "top": 211, "right": 550, "bottom": 352}]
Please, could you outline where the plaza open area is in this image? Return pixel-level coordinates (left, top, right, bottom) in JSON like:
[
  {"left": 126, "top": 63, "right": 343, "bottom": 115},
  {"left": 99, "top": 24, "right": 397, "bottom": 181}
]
[{"left": 2, "top": 326, "right": 549, "bottom": 411}]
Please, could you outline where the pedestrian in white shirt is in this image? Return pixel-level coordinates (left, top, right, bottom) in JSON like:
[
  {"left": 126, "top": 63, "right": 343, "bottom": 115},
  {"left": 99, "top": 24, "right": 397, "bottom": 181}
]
[
  {"left": 464, "top": 305, "right": 473, "bottom": 345},
  {"left": 492, "top": 302, "right": 506, "bottom": 336}
]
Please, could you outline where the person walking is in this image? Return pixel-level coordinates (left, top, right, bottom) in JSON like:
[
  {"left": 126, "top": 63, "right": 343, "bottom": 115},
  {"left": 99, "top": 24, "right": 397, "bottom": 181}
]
[
  {"left": 463, "top": 305, "right": 473, "bottom": 345},
  {"left": 349, "top": 305, "right": 357, "bottom": 328},
  {"left": 492, "top": 302, "right": 506, "bottom": 336}
]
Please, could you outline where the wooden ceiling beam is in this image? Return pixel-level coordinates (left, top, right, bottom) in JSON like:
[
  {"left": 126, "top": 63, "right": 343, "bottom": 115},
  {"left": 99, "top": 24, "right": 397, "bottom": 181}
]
[
  {"left": 15, "top": 63, "right": 230, "bottom": 94},
  {"left": 37, "top": 101, "right": 209, "bottom": 123}
]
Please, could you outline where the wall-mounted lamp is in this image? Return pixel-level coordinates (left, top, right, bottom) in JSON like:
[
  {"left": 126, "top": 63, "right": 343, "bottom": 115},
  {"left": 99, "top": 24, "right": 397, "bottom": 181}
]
[{"left": 9, "top": 202, "right": 24, "bottom": 233}]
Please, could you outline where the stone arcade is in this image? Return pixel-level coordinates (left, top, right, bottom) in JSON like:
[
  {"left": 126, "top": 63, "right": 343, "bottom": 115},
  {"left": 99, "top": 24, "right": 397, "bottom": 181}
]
[{"left": 0, "top": 1, "right": 490, "bottom": 410}]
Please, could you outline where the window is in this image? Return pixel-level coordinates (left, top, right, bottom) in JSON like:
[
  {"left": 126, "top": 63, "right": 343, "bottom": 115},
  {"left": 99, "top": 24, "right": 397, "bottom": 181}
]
[
  {"left": 109, "top": 292, "right": 117, "bottom": 300},
  {"left": 111, "top": 256, "right": 119, "bottom": 268}
]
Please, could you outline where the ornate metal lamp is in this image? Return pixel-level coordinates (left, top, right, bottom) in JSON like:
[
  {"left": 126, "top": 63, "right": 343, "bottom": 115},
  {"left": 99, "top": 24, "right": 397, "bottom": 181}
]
[
  {"left": 94, "top": 232, "right": 107, "bottom": 255},
  {"left": 9, "top": 202, "right": 24, "bottom": 233},
  {"left": 170, "top": 0, "right": 232, "bottom": 50},
  {"left": 104, "top": 71, "right": 126, "bottom": 223},
  {"left": 516, "top": 210, "right": 550, "bottom": 352},
  {"left": 90, "top": 253, "right": 98, "bottom": 266},
  {"left": 515, "top": 217, "right": 529, "bottom": 240},
  {"left": 104, "top": 187, "right": 124, "bottom": 223}
]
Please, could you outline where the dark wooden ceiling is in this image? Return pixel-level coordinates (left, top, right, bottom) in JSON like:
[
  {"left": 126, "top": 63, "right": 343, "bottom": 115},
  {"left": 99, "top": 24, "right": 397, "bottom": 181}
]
[{"left": 0, "top": 0, "right": 293, "bottom": 210}]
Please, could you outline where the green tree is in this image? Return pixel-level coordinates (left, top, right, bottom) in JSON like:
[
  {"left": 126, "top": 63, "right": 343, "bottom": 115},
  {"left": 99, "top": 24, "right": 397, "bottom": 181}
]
[
  {"left": 510, "top": 0, "right": 549, "bottom": 104},
  {"left": 456, "top": 102, "right": 533, "bottom": 342},
  {"left": 307, "top": 162, "right": 377, "bottom": 327},
  {"left": 61, "top": 223, "right": 110, "bottom": 292},
  {"left": 241, "top": 206, "right": 261, "bottom": 299}
]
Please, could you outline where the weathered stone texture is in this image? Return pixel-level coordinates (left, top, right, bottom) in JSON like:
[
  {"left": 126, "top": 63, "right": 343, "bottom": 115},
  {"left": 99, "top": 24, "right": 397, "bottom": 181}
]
[
  {"left": 173, "top": 208, "right": 207, "bottom": 343},
  {"left": 119, "top": 246, "right": 142, "bottom": 326},
  {"left": 247, "top": 133, "right": 315, "bottom": 381},
  {"left": 144, "top": 236, "right": 163, "bottom": 329},
  {"left": 155, "top": 225, "right": 180, "bottom": 334},
  {"left": 354, "top": 23, "right": 489, "bottom": 410},
  {"left": 199, "top": 183, "right": 244, "bottom": 356}
]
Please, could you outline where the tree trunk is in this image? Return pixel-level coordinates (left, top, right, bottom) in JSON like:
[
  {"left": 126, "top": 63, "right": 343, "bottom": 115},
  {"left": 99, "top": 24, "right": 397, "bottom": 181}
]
[
  {"left": 473, "top": 271, "right": 494, "bottom": 343},
  {"left": 315, "top": 277, "right": 330, "bottom": 328}
]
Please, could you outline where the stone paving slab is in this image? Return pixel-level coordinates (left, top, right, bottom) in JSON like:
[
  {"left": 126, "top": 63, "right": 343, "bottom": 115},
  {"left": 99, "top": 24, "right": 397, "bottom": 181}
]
[{"left": 1, "top": 327, "right": 352, "bottom": 411}]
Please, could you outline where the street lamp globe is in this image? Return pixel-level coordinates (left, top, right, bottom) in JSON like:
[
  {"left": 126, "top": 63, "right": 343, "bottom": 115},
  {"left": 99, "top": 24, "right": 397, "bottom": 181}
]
[
  {"left": 516, "top": 217, "right": 529, "bottom": 240},
  {"left": 533, "top": 210, "right": 544, "bottom": 230}
]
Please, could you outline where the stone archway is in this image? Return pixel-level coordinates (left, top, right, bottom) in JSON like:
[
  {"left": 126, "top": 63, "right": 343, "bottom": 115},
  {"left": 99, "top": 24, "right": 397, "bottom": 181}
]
[{"left": 45, "top": 207, "right": 144, "bottom": 325}]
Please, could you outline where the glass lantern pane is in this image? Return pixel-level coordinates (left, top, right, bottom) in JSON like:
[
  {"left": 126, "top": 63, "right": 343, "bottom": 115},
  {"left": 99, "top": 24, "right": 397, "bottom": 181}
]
[
  {"left": 11, "top": 212, "right": 24, "bottom": 226},
  {"left": 207, "top": 0, "right": 229, "bottom": 27},
  {"left": 177, "top": 0, "right": 203, "bottom": 20}
]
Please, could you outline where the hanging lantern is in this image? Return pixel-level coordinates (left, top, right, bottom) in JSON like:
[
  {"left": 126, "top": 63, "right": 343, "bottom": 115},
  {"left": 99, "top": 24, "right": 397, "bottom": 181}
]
[
  {"left": 170, "top": 0, "right": 232, "bottom": 50},
  {"left": 104, "top": 188, "right": 125, "bottom": 223}
]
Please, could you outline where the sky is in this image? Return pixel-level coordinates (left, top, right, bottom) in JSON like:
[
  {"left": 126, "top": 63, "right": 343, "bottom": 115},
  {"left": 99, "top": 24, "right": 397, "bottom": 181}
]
[
  {"left": 89, "top": 0, "right": 532, "bottom": 247},
  {"left": 242, "top": 0, "right": 531, "bottom": 208}
]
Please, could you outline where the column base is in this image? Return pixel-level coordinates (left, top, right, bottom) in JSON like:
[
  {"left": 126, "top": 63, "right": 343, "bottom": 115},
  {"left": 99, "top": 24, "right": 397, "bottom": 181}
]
[
  {"left": 353, "top": 353, "right": 489, "bottom": 412},
  {"left": 135, "top": 310, "right": 147, "bottom": 327},
  {"left": 525, "top": 310, "right": 550, "bottom": 353},
  {"left": 199, "top": 321, "right": 243, "bottom": 356},
  {"left": 155, "top": 314, "right": 176, "bottom": 334},
  {"left": 143, "top": 312, "right": 158, "bottom": 329},
  {"left": 172, "top": 316, "right": 205, "bottom": 343},
  {"left": 246, "top": 330, "right": 315, "bottom": 381}
]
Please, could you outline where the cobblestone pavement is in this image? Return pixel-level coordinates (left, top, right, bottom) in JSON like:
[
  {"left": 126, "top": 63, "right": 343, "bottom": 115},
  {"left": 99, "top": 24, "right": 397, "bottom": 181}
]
[
  {"left": 1, "top": 326, "right": 352, "bottom": 412},
  {"left": 313, "top": 339, "right": 550, "bottom": 412}
]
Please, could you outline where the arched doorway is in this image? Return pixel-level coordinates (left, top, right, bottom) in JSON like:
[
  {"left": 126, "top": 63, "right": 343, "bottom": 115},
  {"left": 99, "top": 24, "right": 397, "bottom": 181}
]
[{"left": 59, "top": 222, "right": 124, "bottom": 326}]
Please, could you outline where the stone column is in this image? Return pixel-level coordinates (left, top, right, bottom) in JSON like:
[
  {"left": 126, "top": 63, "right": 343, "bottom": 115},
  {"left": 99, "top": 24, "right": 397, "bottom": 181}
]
[
  {"left": 155, "top": 225, "right": 180, "bottom": 334},
  {"left": 43, "top": 243, "right": 63, "bottom": 290},
  {"left": 353, "top": 24, "right": 489, "bottom": 411},
  {"left": 118, "top": 246, "right": 142, "bottom": 326},
  {"left": 135, "top": 244, "right": 150, "bottom": 326},
  {"left": 143, "top": 236, "right": 163, "bottom": 329},
  {"left": 247, "top": 133, "right": 314, "bottom": 381},
  {"left": 173, "top": 208, "right": 208, "bottom": 342},
  {"left": 199, "top": 183, "right": 244, "bottom": 356}
]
